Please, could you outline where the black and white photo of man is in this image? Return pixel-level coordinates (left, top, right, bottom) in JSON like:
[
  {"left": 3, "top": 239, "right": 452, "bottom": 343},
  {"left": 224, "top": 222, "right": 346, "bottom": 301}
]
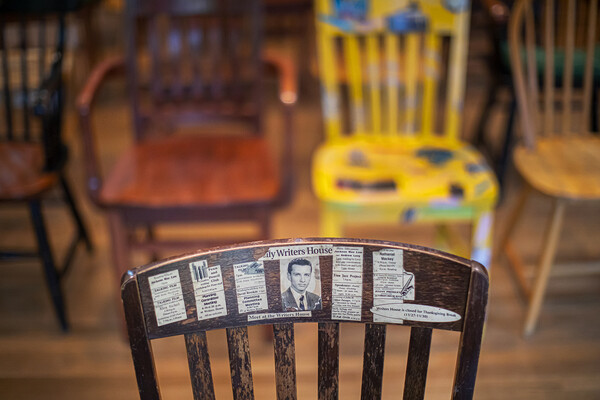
[{"left": 281, "top": 257, "right": 322, "bottom": 311}]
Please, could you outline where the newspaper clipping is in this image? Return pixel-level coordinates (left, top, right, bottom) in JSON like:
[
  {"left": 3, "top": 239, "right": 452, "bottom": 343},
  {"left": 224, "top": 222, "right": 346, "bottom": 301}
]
[
  {"left": 189, "top": 260, "right": 227, "bottom": 320},
  {"left": 372, "top": 248, "right": 415, "bottom": 323},
  {"left": 148, "top": 270, "right": 188, "bottom": 326},
  {"left": 332, "top": 246, "right": 364, "bottom": 321},
  {"left": 233, "top": 261, "right": 268, "bottom": 314}
]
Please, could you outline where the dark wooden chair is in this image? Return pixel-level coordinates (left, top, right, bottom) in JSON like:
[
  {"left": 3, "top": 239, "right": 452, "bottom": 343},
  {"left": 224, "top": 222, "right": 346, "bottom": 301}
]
[
  {"left": 122, "top": 238, "right": 488, "bottom": 399},
  {"left": 77, "top": 1, "right": 296, "bottom": 291},
  {"left": 0, "top": 9, "right": 93, "bottom": 331}
]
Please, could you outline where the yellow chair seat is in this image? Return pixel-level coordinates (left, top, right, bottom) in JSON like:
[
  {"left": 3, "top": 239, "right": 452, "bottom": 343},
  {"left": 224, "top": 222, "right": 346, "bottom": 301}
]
[{"left": 312, "top": 137, "right": 498, "bottom": 211}]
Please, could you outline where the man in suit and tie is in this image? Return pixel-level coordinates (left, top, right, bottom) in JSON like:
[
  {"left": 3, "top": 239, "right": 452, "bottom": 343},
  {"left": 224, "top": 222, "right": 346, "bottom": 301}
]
[{"left": 281, "top": 258, "right": 322, "bottom": 311}]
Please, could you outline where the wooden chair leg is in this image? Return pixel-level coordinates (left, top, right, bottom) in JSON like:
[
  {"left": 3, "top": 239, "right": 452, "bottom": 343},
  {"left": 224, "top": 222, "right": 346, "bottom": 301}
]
[
  {"left": 108, "top": 212, "right": 131, "bottom": 281},
  {"left": 500, "top": 184, "right": 531, "bottom": 252},
  {"left": 29, "top": 200, "right": 68, "bottom": 331},
  {"left": 523, "top": 199, "right": 566, "bottom": 337},
  {"left": 471, "top": 209, "right": 494, "bottom": 270},
  {"left": 60, "top": 175, "right": 93, "bottom": 252},
  {"left": 320, "top": 203, "right": 343, "bottom": 238}
]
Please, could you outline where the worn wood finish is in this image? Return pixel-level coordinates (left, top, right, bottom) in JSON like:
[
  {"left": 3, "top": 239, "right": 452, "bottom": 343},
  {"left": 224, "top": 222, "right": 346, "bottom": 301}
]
[
  {"left": 76, "top": 0, "right": 296, "bottom": 303},
  {"left": 318, "top": 322, "right": 339, "bottom": 400},
  {"left": 227, "top": 326, "right": 255, "bottom": 400},
  {"left": 122, "top": 238, "right": 488, "bottom": 400},
  {"left": 403, "top": 327, "right": 432, "bottom": 400},
  {"left": 360, "top": 324, "right": 386, "bottom": 400},
  {"left": 273, "top": 323, "right": 297, "bottom": 400},
  {"left": 185, "top": 331, "right": 216, "bottom": 400},
  {"left": 122, "top": 275, "right": 160, "bottom": 400}
]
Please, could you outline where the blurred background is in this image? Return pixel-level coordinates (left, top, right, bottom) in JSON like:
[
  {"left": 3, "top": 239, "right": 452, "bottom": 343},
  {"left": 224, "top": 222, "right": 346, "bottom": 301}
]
[{"left": 0, "top": 0, "right": 599, "bottom": 398}]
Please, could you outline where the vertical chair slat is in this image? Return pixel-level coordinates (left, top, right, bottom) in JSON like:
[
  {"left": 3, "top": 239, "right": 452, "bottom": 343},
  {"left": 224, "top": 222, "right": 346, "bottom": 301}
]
[
  {"left": 404, "top": 34, "right": 419, "bottom": 135},
  {"left": 318, "top": 322, "right": 339, "bottom": 400},
  {"left": 451, "top": 262, "right": 488, "bottom": 399},
  {"left": 209, "top": 16, "right": 223, "bottom": 100},
  {"left": 185, "top": 331, "right": 216, "bottom": 400},
  {"left": 19, "top": 17, "right": 30, "bottom": 140},
  {"left": 188, "top": 17, "right": 204, "bottom": 99},
  {"left": 360, "top": 323, "right": 386, "bottom": 400},
  {"left": 344, "top": 36, "right": 365, "bottom": 133},
  {"left": 402, "top": 327, "right": 433, "bottom": 400},
  {"left": 582, "top": 0, "right": 598, "bottom": 133},
  {"left": 444, "top": 10, "right": 470, "bottom": 141},
  {"left": 367, "top": 35, "right": 381, "bottom": 135},
  {"left": 273, "top": 323, "right": 297, "bottom": 400},
  {"left": 421, "top": 32, "right": 439, "bottom": 138},
  {"left": 1, "top": 19, "right": 14, "bottom": 139},
  {"left": 385, "top": 33, "right": 399, "bottom": 135},
  {"left": 562, "top": 0, "right": 576, "bottom": 135},
  {"left": 226, "top": 13, "right": 242, "bottom": 103},
  {"left": 122, "top": 277, "right": 161, "bottom": 400},
  {"left": 168, "top": 19, "right": 183, "bottom": 100},
  {"left": 226, "top": 326, "right": 254, "bottom": 400},
  {"left": 525, "top": 3, "right": 539, "bottom": 134},
  {"left": 543, "top": 0, "right": 555, "bottom": 136},
  {"left": 148, "top": 16, "right": 163, "bottom": 102},
  {"left": 38, "top": 18, "right": 46, "bottom": 90},
  {"left": 316, "top": 26, "right": 341, "bottom": 139}
]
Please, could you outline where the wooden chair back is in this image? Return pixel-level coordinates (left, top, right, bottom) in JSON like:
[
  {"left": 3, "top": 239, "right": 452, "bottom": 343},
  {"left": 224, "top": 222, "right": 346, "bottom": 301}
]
[
  {"left": 124, "top": 0, "right": 264, "bottom": 140},
  {"left": 509, "top": 0, "right": 600, "bottom": 148},
  {"left": 0, "top": 12, "right": 66, "bottom": 171},
  {"left": 314, "top": 0, "right": 470, "bottom": 141},
  {"left": 122, "top": 238, "right": 488, "bottom": 399}
]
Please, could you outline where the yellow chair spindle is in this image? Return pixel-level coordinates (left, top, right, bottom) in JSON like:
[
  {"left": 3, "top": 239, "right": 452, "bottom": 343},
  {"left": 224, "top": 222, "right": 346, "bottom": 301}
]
[
  {"left": 444, "top": 10, "right": 470, "bottom": 141},
  {"left": 345, "top": 35, "right": 365, "bottom": 134},
  {"left": 421, "top": 32, "right": 439, "bottom": 138},
  {"left": 385, "top": 33, "right": 399, "bottom": 135},
  {"left": 405, "top": 34, "right": 419, "bottom": 135},
  {"left": 544, "top": 0, "right": 555, "bottom": 136},
  {"left": 367, "top": 34, "right": 381, "bottom": 135},
  {"left": 562, "top": 0, "right": 576, "bottom": 135}
]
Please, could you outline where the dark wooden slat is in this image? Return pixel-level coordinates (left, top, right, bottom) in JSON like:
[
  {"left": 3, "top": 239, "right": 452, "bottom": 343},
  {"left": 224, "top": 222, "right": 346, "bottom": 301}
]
[
  {"left": 168, "top": 19, "right": 183, "bottom": 100},
  {"left": 209, "top": 15, "right": 223, "bottom": 100},
  {"left": 187, "top": 17, "right": 204, "bottom": 99},
  {"left": 0, "top": 18, "right": 14, "bottom": 139},
  {"left": 122, "top": 276, "right": 161, "bottom": 400},
  {"left": 403, "top": 327, "right": 433, "bottom": 400},
  {"left": 451, "top": 262, "right": 488, "bottom": 399},
  {"left": 148, "top": 16, "right": 163, "bottom": 102},
  {"left": 361, "top": 323, "right": 386, "bottom": 400},
  {"left": 226, "top": 326, "right": 254, "bottom": 400},
  {"left": 318, "top": 322, "right": 339, "bottom": 400},
  {"left": 185, "top": 331, "right": 216, "bottom": 400},
  {"left": 38, "top": 18, "right": 46, "bottom": 92},
  {"left": 19, "top": 17, "right": 30, "bottom": 140},
  {"left": 273, "top": 323, "right": 297, "bottom": 400}
]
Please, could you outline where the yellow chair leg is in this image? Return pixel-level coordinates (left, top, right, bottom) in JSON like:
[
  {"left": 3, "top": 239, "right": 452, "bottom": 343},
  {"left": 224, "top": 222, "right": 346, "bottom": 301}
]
[
  {"left": 320, "top": 203, "right": 344, "bottom": 238},
  {"left": 471, "top": 208, "right": 494, "bottom": 269},
  {"left": 523, "top": 199, "right": 565, "bottom": 337}
]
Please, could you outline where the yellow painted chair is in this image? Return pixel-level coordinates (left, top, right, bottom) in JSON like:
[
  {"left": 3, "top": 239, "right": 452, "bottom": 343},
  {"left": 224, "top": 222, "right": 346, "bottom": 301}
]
[{"left": 311, "top": 0, "right": 498, "bottom": 268}]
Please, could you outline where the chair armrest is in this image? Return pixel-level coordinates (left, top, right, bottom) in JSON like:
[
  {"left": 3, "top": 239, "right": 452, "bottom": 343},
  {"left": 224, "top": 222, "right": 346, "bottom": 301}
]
[
  {"left": 262, "top": 49, "right": 298, "bottom": 105},
  {"left": 76, "top": 56, "right": 125, "bottom": 205},
  {"left": 261, "top": 49, "right": 297, "bottom": 207},
  {"left": 482, "top": 0, "right": 510, "bottom": 25}
]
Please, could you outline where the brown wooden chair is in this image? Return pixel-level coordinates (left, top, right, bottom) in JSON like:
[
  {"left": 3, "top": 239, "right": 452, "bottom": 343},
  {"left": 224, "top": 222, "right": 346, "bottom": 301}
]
[
  {"left": 0, "top": 9, "right": 93, "bottom": 331},
  {"left": 502, "top": 0, "right": 600, "bottom": 336},
  {"left": 77, "top": 1, "right": 296, "bottom": 290},
  {"left": 122, "top": 238, "right": 488, "bottom": 399}
]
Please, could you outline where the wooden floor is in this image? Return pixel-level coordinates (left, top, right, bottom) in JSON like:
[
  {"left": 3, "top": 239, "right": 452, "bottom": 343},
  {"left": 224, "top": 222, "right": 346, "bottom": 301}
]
[{"left": 1, "top": 18, "right": 600, "bottom": 400}]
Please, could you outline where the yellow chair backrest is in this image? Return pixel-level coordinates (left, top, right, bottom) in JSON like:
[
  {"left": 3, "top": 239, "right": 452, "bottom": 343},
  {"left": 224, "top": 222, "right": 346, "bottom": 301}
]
[{"left": 315, "top": 0, "right": 470, "bottom": 142}]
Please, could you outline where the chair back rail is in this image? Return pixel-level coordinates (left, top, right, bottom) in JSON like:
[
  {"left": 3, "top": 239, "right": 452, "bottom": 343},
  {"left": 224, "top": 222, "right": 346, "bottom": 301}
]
[
  {"left": 510, "top": 0, "right": 599, "bottom": 147},
  {"left": 124, "top": 0, "right": 263, "bottom": 140},
  {"left": 122, "top": 238, "right": 488, "bottom": 400},
  {"left": 314, "top": 0, "right": 470, "bottom": 141}
]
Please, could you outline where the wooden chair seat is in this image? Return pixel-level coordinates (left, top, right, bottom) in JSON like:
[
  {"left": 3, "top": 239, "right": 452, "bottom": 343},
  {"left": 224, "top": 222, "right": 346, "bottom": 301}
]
[
  {"left": 0, "top": 143, "right": 58, "bottom": 200},
  {"left": 513, "top": 136, "right": 600, "bottom": 200},
  {"left": 100, "top": 135, "right": 280, "bottom": 207},
  {"left": 313, "top": 137, "right": 497, "bottom": 207}
]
